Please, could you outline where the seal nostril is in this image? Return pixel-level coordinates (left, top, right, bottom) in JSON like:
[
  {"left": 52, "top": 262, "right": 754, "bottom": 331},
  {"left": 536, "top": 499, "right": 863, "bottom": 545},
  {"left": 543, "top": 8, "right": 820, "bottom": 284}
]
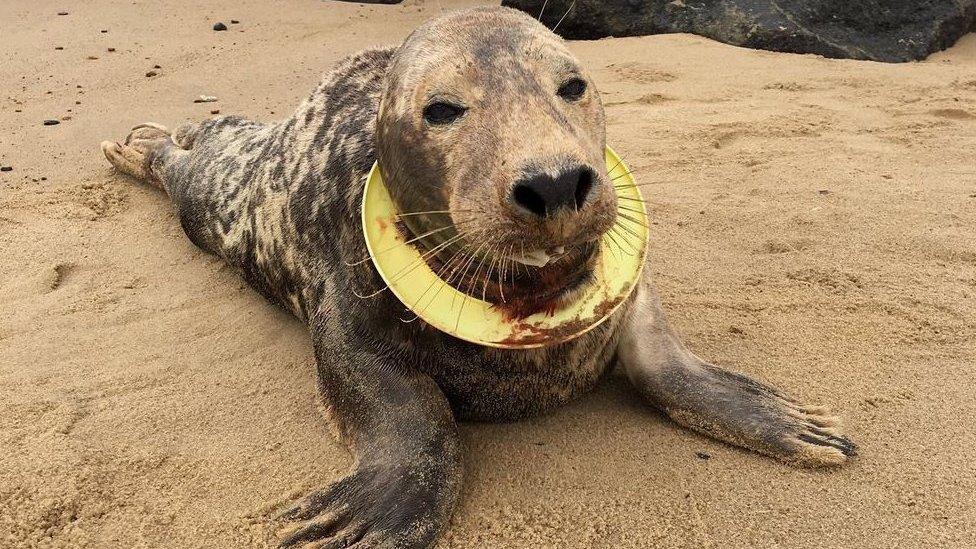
[
  {"left": 513, "top": 183, "right": 547, "bottom": 217},
  {"left": 574, "top": 168, "right": 594, "bottom": 210}
]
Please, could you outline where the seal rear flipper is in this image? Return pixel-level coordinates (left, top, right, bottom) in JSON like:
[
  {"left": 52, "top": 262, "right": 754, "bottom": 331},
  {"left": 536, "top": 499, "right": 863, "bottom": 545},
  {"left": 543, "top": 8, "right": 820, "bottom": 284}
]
[
  {"left": 272, "top": 309, "right": 463, "bottom": 548},
  {"left": 618, "top": 281, "right": 856, "bottom": 467}
]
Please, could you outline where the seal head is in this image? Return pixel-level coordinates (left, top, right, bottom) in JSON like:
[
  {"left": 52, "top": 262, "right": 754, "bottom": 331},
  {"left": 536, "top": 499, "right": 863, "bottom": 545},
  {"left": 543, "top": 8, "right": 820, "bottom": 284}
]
[{"left": 376, "top": 7, "right": 616, "bottom": 316}]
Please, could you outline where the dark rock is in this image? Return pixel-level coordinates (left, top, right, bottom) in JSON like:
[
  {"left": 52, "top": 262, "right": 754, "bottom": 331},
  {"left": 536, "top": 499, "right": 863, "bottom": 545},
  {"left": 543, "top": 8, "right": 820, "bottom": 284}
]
[
  {"left": 695, "top": 451, "right": 711, "bottom": 460},
  {"left": 146, "top": 70, "right": 158, "bottom": 77},
  {"left": 43, "top": 120, "right": 60, "bottom": 126},
  {"left": 231, "top": 19, "right": 240, "bottom": 24},
  {"left": 213, "top": 22, "right": 228, "bottom": 31},
  {"left": 0, "top": 166, "right": 13, "bottom": 172},
  {"left": 57, "top": 11, "right": 68, "bottom": 15},
  {"left": 502, "top": 0, "right": 976, "bottom": 62}
]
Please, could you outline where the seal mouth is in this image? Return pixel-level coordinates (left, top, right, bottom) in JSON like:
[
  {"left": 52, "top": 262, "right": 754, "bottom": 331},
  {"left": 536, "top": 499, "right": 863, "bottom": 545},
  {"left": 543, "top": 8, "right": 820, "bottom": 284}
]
[
  {"left": 507, "top": 245, "right": 566, "bottom": 268},
  {"left": 414, "top": 236, "right": 601, "bottom": 317}
]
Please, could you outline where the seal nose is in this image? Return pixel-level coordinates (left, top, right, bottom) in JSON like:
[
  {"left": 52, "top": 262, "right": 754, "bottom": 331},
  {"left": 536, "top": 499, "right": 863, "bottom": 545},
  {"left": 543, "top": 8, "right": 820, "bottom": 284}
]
[{"left": 511, "top": 165, "right": 595, "bottom": 217}]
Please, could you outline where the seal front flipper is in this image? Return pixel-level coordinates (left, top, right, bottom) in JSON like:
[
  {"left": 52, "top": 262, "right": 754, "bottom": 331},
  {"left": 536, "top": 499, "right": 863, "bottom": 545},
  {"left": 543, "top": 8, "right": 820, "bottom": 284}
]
[
  {"left": 274, "top": 311, "right": 462, "bottom": 548},
  {"left": 618, "top": 281, "right": 856, "bottom": 466}
]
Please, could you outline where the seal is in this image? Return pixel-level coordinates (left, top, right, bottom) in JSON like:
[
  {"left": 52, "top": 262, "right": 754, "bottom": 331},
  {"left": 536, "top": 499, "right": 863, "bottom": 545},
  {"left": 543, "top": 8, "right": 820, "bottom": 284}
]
[{"left": 101, "top": 6, "right": 855, "bottom": 547}]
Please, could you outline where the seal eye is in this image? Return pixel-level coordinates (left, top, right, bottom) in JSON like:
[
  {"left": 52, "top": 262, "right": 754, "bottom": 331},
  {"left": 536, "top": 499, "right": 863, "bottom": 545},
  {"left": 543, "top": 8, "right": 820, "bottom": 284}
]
[
  {"left": 423, "top": 102, "right": 465, "bottom": 125},
  {"left": 557, "top": 78, "right": 587, "bottom": 101}
]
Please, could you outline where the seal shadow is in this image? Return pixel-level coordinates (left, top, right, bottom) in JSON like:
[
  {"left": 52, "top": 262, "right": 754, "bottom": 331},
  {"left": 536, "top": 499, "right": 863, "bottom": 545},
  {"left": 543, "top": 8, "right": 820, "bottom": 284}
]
[{"left": 454, "top": 371, "right": 685, "bottom": 495}]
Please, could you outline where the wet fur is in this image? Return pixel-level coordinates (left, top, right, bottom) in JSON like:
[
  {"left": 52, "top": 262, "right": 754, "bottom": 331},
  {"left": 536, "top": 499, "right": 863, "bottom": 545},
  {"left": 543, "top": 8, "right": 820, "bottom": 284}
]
[{"left": 101, "top": 7, "right": 853, "bottom": 548}]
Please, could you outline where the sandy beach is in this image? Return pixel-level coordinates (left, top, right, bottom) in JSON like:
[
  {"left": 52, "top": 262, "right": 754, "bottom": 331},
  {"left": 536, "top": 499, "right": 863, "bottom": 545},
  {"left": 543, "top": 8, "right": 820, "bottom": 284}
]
[{"left": 1, "top": 0, "right": 975, "bottom": 547}]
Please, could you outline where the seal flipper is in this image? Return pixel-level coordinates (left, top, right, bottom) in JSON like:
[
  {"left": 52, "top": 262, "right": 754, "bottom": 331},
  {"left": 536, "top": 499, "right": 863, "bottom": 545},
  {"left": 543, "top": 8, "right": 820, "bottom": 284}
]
[
  {"left": 618, "top": 282, "right": 856, "bottom": 467},
  {"left": 273, "top": 307, "right": 463, "bottom": 548},
  {"left": 101, "top": 123, "right": 181, "bottom": 191}
]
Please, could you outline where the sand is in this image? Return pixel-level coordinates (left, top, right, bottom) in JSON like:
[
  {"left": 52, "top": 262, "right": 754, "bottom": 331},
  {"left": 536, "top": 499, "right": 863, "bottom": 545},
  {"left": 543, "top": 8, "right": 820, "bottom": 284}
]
[{"left": 1, "top": 0, "right": 975, "bottom": 547}]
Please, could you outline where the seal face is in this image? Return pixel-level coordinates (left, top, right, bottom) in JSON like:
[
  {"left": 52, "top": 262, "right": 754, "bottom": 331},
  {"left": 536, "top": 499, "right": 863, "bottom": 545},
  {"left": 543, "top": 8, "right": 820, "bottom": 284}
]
[
  {"left": 362, "top": 146, "right": 649, "bottom": 348},
  {"left": 377, "top": 7, "right": 617, "bottom": 316},
  {"left": 100, "top": 6, "right": 855, "bottom": 549}
]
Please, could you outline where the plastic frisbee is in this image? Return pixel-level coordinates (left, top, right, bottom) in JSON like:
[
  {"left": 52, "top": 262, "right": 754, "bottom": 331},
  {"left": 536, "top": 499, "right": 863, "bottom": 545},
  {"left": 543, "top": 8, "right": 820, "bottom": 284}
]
[{"left": 361, "top": 146, "right": 648, "bottom": 349}]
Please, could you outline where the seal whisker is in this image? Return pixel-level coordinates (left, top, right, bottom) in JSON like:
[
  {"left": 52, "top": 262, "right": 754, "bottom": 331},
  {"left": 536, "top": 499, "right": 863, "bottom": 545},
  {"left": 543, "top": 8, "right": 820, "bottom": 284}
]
[
  {"left": 609, "top": 226, "right": 638, "bottom": 254},
  {"left": 454, "top": 241, "right": 490, "bottom": 331},
  {"left": 613, "top": 218, "right": 643, "bottom": 241},
  {"left": 353, "top": 232, "right": 466, "bottom": 298},
  {"left": 479, "top": 241, "right": 503, "bottom": 301},
  {"left": 466, "top": 241, "right": 495, "bottom": 299},
  {"left": 601, "top": 234, "right": 620, "bottom": 261},
  {"left": 410, "top": 237, "right": 487, "bottom": 322},
  {"left": 615, "top": 181, "right": 664, "bottom": 188},
  {"left": 400, "top": 240, "right": 476, "bottom": 322},
  {"left": 345, "top": 224, "right": 453, "bottom": 266},
  {"left": 616, "top": 210, "right": 649, "bottom": 229},
  {"left": 611, "top": 168, "right": 645, "bottom": 182},
  {"left": 538, "top": 0, "right": 549, "bottom": 21},
  {"left": 605, "top": 228, "right": 633, "bottom": 256},
  {"left": 551, "top": 0, "right": 577, "bottom": 33},
  {"left": 617, "top": 203, "right": 647, "bottom": 215},
  {"left": 344, "top": 218, "right": 480, "bottom": 267},
  {"left": 395, "top": 209, "right": 474, "bottom": 218},
  {"left": 450, "top": 241, "right": 486, "bottom": 312},
  {"left": 498, "top": 243, "right": 515, "bottom": 303},
  {"left": 403, "top": 226, "right": 494, "bottom": 318},
  {"left": 516, "top": 241, "right": 529, "bottom": 277}
]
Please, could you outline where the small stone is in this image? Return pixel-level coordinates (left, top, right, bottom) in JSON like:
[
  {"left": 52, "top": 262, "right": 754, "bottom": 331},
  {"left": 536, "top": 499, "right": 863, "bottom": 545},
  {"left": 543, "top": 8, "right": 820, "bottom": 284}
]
[
  {"left": 210, "top": 109, "right": 220, "bottom": 115},
  {"left": 194, "top": 95, "right": 218, "bottom": 103},
  {"left": 100, "top": 29, "right": 108, "bottom": 33},
  {"left": 231, "top": 20, "right": 240, "bottom": 24},
  {"left": 43, "top": 119, "right": 60, "bottom": 126},
  {"left": 213, "top": 22, "right": 228, "bottom": 31},
  {"left": 153, "top": 64, "right": 161, "bottom": 69},
  {"left": 107, "top": 47, "right": 116, "bottom": 52},
  {"left": 55, "top": 46, "right": 64, "bottom": 50},
  {"left": 87, "top": 55, "right": 99, "bottom": 60},
  {"left": 817, "top": 189, "right": 831, "bottom": 195},
  {"left": 695, "top": 451, "right": 711, "bottom": 460},
  {"left": 57, "top": 11, "right": 68, "bottom": 15},
  {"left": 145, "top": 70, "right": 158, "bottom": 77},
  {"left": 0, "top": 166, "right": 13, "bottom": 172}
]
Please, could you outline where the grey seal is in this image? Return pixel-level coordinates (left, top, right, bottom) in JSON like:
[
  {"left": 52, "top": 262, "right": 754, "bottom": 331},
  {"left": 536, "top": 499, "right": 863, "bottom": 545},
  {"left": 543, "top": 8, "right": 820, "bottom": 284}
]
[{"left": 101, "top": 6, "right": 854, "bottom": 548}]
